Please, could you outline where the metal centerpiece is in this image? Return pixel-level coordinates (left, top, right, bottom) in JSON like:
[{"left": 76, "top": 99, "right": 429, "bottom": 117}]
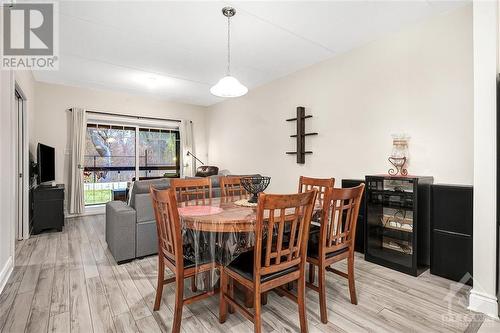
[{"left": 240, "top": 176, "right": 271, "bottom": 203}]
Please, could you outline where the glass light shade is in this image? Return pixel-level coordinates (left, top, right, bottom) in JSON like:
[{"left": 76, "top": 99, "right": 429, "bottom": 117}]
[{"left": 210, "top": 75, "right": 248, "bottom": 98}]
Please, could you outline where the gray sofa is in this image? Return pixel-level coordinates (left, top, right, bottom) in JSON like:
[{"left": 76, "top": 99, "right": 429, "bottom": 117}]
[{"left": 106, "top": 175, "right": 223, "bottom": 263}]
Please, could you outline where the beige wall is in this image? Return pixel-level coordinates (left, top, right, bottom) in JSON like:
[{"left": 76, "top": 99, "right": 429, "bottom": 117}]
[
  {"left": 207, "top": 5, "right": 473, "bottom": 192},
  {"left": 34, "top": 82, "right": 208, "bottom": 197}
]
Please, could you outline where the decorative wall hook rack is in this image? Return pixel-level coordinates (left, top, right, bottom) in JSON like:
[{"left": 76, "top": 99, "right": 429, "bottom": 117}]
[{"left": 286, "top": 106, "right": 317, "bottom": 164}]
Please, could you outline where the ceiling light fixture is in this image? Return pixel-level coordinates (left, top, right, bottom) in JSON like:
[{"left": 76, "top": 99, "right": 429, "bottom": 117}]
[{"left": 210, "top": 7, "right": 248, "bottom": 98}]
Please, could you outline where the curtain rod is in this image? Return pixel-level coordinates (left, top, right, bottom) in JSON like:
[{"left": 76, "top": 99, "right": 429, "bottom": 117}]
[{"left": 68, "top": 108, "right": 182, "bottom": 123}]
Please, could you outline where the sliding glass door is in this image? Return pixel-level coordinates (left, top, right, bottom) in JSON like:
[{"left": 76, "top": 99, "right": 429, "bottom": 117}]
[
  {"left": 139, "top": 128, "right": 180, "bottom": 179},
  {"left": 84, "top": 123, "right": 180, "bottom": 206}
]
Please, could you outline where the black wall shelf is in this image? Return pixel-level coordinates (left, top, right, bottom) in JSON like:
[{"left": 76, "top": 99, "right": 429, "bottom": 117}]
[{"left": 286, "top": 106, "right": 317, "bottom": 164}]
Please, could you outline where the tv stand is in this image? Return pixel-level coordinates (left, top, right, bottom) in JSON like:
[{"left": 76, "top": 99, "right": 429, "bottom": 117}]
[{"left": 30, "top": 184, "right": 65, "bottom": 234}]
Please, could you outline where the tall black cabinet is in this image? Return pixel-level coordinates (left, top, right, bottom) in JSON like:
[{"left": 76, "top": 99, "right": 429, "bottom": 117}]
[
  {"left": 30, "top": 184, "right": 65, "bottom": 234},
  {"left": 430, "top": 185, "right": 473, "bottom": 284},
  {"left": 365, "top": 175, "right": 433, "bottom": 276},
  {"left": 342, "top": 179, "right": 366, "bottom": 253}
]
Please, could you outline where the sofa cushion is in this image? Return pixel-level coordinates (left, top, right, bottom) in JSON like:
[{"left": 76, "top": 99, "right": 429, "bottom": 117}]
[
  {"left": 135, "top": 193, "right": 156, "bottom": 223},
  {"left": 136, "top": 220, "right": 158, "bottom": 257},
  {"left": 130, "top": 178, "right": 172, "bottom": 209}
]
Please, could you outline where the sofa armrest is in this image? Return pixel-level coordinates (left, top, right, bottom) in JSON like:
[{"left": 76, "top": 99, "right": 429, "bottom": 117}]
[{"left": 106, "top": 201, "right": 136, "bottom": 263}]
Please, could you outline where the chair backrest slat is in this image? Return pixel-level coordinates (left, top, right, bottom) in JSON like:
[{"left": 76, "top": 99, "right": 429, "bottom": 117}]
[
  {"left": 220, "top": 176, "right": 249, "bottom": 200},
  {"left": 298, "top": 176, "right": 335, "bottom": 208},
  {"left": 254, "top": 190, "right": 317, "bottom": 279},
  {"left": 320, "top": 184, "right": 365, "bottom": 255},
  {"left": 150, "top": 187, "right": 183, "bottom": 267},
  {"left": 171, "top": 178, "right": 212, "bottom": 204}
]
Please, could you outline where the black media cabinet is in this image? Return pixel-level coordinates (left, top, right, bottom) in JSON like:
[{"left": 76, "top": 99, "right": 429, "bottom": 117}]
[
  {"left": 30, "top": 184, "right": 65, "bottom": 234},
  {"left": 365, "top": 175, "right": 433, "bottom": 276}
]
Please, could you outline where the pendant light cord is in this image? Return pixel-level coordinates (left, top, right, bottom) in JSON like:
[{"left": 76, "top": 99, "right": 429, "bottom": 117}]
[{"left": 227, "top": 15, "right": 231, "bottom": 76}]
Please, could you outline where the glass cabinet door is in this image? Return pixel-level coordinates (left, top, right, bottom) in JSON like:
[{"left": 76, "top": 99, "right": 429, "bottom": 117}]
[{"left": 366, "top": 178, "right": 415, "bottom": 270}]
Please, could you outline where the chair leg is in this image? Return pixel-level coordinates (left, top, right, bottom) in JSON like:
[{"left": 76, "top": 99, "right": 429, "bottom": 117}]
[
  {"left": 245, "top": 288, "right": 253, "bottom": 308},
  {"left": 347, "top": 255, "right": 358, "bottom": 305},
  {"left": 172, "top": 275, "right": 184, "bottom": 333},
  {"left": 154, "top": 256, "right": 164, "bottom": 311},
  {"left": 318, "top": 264, "right": 328, "bottom": 324},
  {"left": 229, "top": 275, "right": 235, "bottom": 314},
  {"left": 219, "top": 269, "right": 228, "bottom": 323},
  {"left": 308, "top": 263, "right": 315, "bottom": 284},
  {"left": 261, "top": 292, "right": 268, "bottom": 305},
  {"left": 297, "top": 276, "right": 308, "bottom": 333},
  {"left": 254, "top": 290, "right": 262, "bottom": 333},
  {"left": 191, "top": 275, "right": 197, "bottom": 292}
]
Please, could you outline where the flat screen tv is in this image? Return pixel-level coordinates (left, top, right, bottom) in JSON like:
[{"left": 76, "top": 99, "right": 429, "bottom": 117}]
[{"left": 37, "top": 143, "right": 55, "bottom": 184}]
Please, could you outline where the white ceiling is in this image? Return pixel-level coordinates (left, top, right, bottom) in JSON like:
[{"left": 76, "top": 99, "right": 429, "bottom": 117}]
[{"left": 33, "top": 0, "right": 468, "bottom": 106}]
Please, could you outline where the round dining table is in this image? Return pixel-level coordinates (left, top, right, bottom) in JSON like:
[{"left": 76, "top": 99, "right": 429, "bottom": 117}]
[
  {"left": 177, "top": 196, "right": 322, "bottom": 291},
  {"left": 177, "top": 197, "right": 258, "bottom": 290},
  {"left": 178, "top": 197, "right": 257, "bottom": 233}
]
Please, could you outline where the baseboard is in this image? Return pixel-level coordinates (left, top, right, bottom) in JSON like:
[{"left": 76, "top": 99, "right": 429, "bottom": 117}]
[
  {"left": 468, "top": 289, "right": 499, "bottom": 319},
  {"left": 65, "top": 205, "right": 105, "bottom": 218},
  {"left": 85, "top": 205, "right": 105, "bottom": 216},
  {"left": 0, "top": 256, "right": 14, "bottom": 294}
]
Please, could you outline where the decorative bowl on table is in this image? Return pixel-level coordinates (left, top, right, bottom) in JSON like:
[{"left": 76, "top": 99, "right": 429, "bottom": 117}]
[{"left": 240, "top": 176, "right": 271, "bottom": 204}]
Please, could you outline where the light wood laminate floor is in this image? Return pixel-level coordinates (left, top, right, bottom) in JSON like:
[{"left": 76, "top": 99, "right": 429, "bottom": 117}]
[{"left": 0, "top": 215, "right": 495, "bottom": 333}]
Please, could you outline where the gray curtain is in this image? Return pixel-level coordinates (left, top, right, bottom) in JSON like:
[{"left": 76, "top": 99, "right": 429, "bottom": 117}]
[
  {"left": 69, "top": 108, "right": 86, "bottom": 214},
  {"left": 180, "top": 120, "right": 195, "bottom": 177}
]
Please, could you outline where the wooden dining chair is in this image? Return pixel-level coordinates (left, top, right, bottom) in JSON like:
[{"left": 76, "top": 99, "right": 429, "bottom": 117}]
[
  {"left": 298, "top": 176, "right": 335, "bottom": 284},
  {"left": 219, "top": 190, "right": 318, "bottom": 333},
  {"left": 170, "top": 177, "right": 213, "bottom": 292},
  {"left": 170, "top": 177, "right": 212, "bottom": 204},
  {"left": 220, "top": 176, "right": 249, "bottom": 200},
  {"left": 150, "top": 187, "right": 218, "bottom": 333},
  {"left": 306, "top": 184, "right": 365, "bottom": 324},
  {"left": 220, "top": 175, "right": 253, "bottom": 305},
  {"left": 298, "top": 176, "right": 335, "bottom": 208}
]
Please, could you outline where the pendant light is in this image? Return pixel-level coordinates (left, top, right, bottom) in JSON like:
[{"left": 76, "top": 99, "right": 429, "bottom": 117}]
[{"left": 210, "top": 7, "right": 248, "bottom": 98}]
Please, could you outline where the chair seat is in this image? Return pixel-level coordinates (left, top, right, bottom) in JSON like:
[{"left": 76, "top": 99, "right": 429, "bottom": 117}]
[
  {"left": 310, "top": 224, "right": 320, "bottom": 234},
  {"left": 307, "top": 231, "right": 349, "bottom": 259},
  {"left": 166, "top": 253, "right": 214, "bottom": 269},
  {"left": 226, "top": 250, "right": 298, "bottom": 283}
]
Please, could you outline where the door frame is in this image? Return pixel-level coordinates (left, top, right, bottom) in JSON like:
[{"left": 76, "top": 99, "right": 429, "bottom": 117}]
[{"left": 14, "top": 83, "right": 29, "bottom": 240}]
